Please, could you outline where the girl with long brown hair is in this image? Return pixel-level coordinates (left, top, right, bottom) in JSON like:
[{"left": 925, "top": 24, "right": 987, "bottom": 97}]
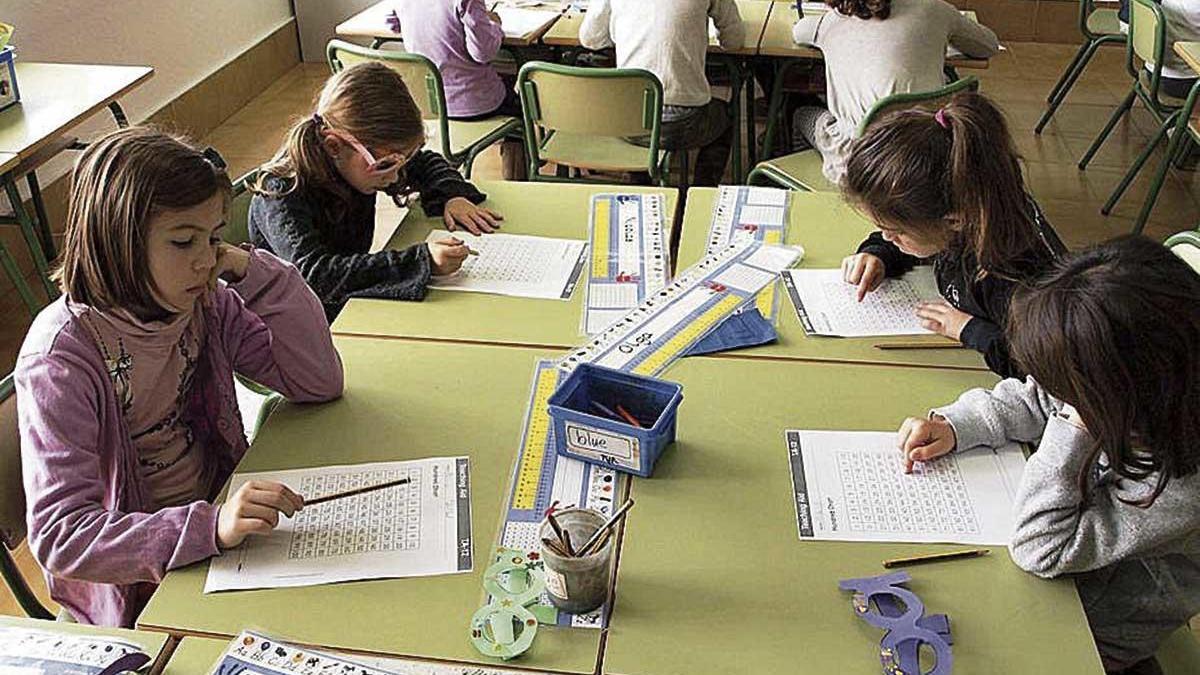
[{"left": 840, "top": 91, "right": 1065, "bottom": 377}]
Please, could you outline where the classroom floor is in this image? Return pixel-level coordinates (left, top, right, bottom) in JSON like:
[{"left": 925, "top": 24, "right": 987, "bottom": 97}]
[{"left": 2, "top": 43, "right": 1199, "bottom": 643}]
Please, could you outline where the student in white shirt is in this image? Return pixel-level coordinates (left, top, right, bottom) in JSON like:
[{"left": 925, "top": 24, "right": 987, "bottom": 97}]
[{"left": 1120, "top": 0, "right": 1200, "bottom": 100}]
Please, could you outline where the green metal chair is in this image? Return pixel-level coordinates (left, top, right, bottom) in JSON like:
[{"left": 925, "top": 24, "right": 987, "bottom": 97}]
[
  {"left": 1035, "top": 0, "right": 1126, "bottom": 134},
  {"left": 326, "top": 40, "right": 522, "bottom": 179},
  {"left": 1078, "top": 0, "right": 1188, "bottom": 228},
  {"left": 747, "top": 76, "right": 980, "bottom": 192},
  {"left": 516, "top": 61, "right": 671, "bottom": 185},
  {"left": 225, "top": 169, "right": 258, "bottom": 248},
  {"left": 1165, "top": 229, "right": 1200, "bottom": 272},
  {"left": 0, "top": 142, "right": 69, "bottom": 316},
  {"left": 1126, "top": 78, "right": 1200, "bottom": 233},
  {"left": 0, "top": 373, "right": 55, "bottom": 619}
]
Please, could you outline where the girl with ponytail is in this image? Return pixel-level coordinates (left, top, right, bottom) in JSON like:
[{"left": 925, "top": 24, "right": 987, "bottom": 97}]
[
  {"left": 839, "top": 91, "right": 1066, "bottom": 377},
  {"left": 249, "top": 61, "right": 503, "bottom": 320}
]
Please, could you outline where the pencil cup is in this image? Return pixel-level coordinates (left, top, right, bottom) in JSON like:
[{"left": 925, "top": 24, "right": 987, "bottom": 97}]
[{"left": 538, "top": 508, "right": 614, "bottom": 615}]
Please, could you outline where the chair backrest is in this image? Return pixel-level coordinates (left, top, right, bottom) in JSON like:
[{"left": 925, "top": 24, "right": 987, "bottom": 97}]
[
  {"left": 325, "top": 39, "right": 452, "bottom": 158},
  {"left": 1165, "top": 230, "right": 1200, "bottom": 274},
  {"left": 223, "top": 170, "right": 259, "bottom": 247},
  {"left": 1128, "top": 0, "right": 1167, "bottom": 87},
  {"left": 0, "top": 374, "right": 24, "bottom": 551},
  {"left": 856, "top": 76, "right": 981, "bottom": 137}
]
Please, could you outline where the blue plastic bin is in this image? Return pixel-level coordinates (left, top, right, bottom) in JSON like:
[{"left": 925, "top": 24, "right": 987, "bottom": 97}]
[
  {"left": 547, "top": 364, "right": 683, "bottom": 477},
  {"left": 0, "top": 48, "right": 19, "bottom": 112}
]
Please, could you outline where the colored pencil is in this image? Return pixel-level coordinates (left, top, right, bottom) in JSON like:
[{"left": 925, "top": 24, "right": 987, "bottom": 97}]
[
  {"left": 882, "top": 548, "right": 990, "bottom": 568},
  {"left": 306, "top": 477, "right": 411, "bottom": 506},
  {"left": 874, "top": 342, "right": 965, "bottom": 350},
  {"left": 577, "top": 499, "right": 635, "bottom": 556},
  {"left": 614, "top": 404, "right": 644, "bottom": 429}
]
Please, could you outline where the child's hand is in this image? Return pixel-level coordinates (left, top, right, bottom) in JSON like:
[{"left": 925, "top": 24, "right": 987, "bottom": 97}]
[
  {"left": 217, "top": 480, "right": 304, "bottom": 550},
  {"left": 897, "top": 415, "right": 957, "bottom": 474},
  {"left": 915, "top": 301, "right": 972, "bottom": 340},
  {"left": 209, "top": 243, "right": 251, "bottom": 290},
  {"left": 429, "top": 237, "right": 471, "bottom": 276},
  {"left": 841, "top": 253, "right": 885, "bottom": 301},
  {"left": 443, "top": 197, "right": 503, "bottom": 235}
]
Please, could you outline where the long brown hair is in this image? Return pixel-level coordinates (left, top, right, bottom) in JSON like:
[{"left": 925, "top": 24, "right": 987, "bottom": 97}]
[
  {"left": 253, "top": 61, "right": 424, "bottom": 205},
  {"left": 56, "top": 127, "right": 231, "bottom": 320},
  {"left": 843, "top": 91, "right": 1039, "bottom": 278},
  {"left": 1008, "top": 235, "right": 1200, "bottom": 506},
  {"left": 825, "top": 0, "right": 891, "bottom": 20}
]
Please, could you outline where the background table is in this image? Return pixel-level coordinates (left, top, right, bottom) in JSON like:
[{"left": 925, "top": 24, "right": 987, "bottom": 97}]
[
  {"left": 139, "top": 338, "right": 603, "bottom": 674},
  {"left": 0, "top": 615, "right": 169, "bottom": 670},
  {"left": 542, "top": 0, "right": 771, "bottom": 54},
  {"left": 1175, "top": 41, "right": 1200, "bottom": 74},
  {"left": 336, "top": 1, "right": 564, "bottom": 48},
  {"left": 677, "top": 188, "right": 989, "bottom": 371},
  {"left": 331, "top": 180, "right": 679, "bottom": 349},
  {"left": 602, "top": 355, "right": 1101, "bottom": 674}
]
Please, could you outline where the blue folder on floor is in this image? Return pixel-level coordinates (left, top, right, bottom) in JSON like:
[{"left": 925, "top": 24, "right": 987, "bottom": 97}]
[{"left": 685, "top": 308, "right": 778, "bottom": 357}]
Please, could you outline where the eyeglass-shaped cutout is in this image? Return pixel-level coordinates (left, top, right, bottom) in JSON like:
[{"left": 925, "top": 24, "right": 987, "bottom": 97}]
[
  {"left": 323, "top": 127, "right": 410, "bottom": 176},
  {"left": 840, "top": 572, "right": 954, "bottom": 675}
]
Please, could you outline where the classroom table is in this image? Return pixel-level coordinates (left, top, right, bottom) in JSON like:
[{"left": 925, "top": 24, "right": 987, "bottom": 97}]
[
  {"left": 602, "top": 355, "right": 1103, "bottom": 675},
  {"left": 331, "top": 179, "right": 680, "bottom": 349},
  {"left": 1176, "top": 41, "right": 1200, "bottom": 74},
  {"left": 0, "top": 150, "right": 46, "bottom": 312},
  {"left": 158, "top": 636, "right": 229, "bottom": 674},
  {"left": 336, "top": 0, "right": 565, "bottom": 48},
  {"left": 0, "top": 615, "right": 171, "bottom": 671},
  {"left": 138, "top": 338, "right": 605, "bottom": 674},
  {"left": 676, "top": 187, "right": 990, "bottom": 371}
]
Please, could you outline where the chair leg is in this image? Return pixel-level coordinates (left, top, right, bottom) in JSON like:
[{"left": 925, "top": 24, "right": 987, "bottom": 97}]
[
  {"left": 726, "top": 61, "right": 743, "bottom": 183},
  {"left": 743, "top": 64, "right": 757, "bottom": 172},
  {"left": 2, "top": 547, "right": 54, "bottom": 619},
  {"left": 0, "top": 239, "right": 41, "bottom": 316},
  {"left": 1037, "top": 39, "right": 1105, "bottom": 135},
  {"left": 1130, "top": 124, "right": 1192, "bottom": 234},
  {"left": 25, "top": 172, "right": 56, "bottom": 260},
  {"left": 1101, "top": 113, "right": 1177, "bottom": 215},
  {"left": 3, "top": 179, "right": 58, "bottom": 299},
  {"left": 1046, "top": 40, "right": 1092, "bottom": 104},
  {"left": 1079, "top": 89, "right": 1137, "bottom": 170},
  {"left": 761, "top": 63, "right": 786, "bottom": 159}
]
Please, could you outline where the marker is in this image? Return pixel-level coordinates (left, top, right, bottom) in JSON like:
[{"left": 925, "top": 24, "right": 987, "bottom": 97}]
[{"left": 882, "top": 548, "right": 990, "bottom": 569}]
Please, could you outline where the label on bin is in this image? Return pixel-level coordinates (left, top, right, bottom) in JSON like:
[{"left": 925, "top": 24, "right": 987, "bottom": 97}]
[
  {"left": 564, "top": 422, "right": 641, "bottom": 471},
  {"left": 545, "top": 567, "right": 569, "bottom": 599}
]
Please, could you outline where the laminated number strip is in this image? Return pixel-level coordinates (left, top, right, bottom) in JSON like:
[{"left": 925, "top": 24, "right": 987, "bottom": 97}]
[
  {"left": 583, "top": 193, "right": 672, "bottom": 336},
  {"left": 706, "top": 186, "right": 792, "bottom": 322},
  {"left": 560, "top": 240, "right": 804, "bottom": 377}
]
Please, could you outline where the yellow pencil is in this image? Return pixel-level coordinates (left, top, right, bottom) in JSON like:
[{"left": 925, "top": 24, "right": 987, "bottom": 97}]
[
  {"left": 874, "top": 342, "right": 965, "bottom": 350},
  {"left": 882, "top": 548, "right": 990, "bottom": 568}
]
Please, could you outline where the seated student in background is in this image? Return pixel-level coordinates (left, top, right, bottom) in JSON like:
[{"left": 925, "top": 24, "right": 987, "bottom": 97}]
[
  {"left": 896, "top": 236, "right": 1200, "bottom": 675},
  {"left": 840, "top": 92, "right": 1065, "bottom": 378},
  {"left": 1119, "top": 0, "right": 1200, "bottom": 100},
  {"left": 580, "top": 0, "right": 744, "bottom": 186},
  {"left": 392, "top": 0, "right": 527, "bottom": 179},
  {"left": 791, "top": 0, "right": 999, "bottom": 185},
  {"left": 17, "top": 128, "right": 343, "bottom": 627},
  {"left": 250, "top": 62, "right": 503, "bottom": 321}
]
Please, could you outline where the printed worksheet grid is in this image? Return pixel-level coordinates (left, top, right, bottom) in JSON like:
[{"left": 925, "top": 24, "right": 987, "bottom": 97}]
[
  {"left": 460, "top": 240, "right": 545, "bottom": 283},
  {"left": 836, "top": 451, "right": 980, "bottom": 534},
  {"left": 288, "top": 469, "right": 422, "bottom": 560},
  {"left": 820, "top": 279, "right": 927, "bottom": 333}
]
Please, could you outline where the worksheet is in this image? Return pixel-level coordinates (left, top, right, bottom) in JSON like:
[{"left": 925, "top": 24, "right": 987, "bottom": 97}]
[
  {"left": 205, "top": 458, "right": 473, "bottom": 593},
  {"left": 782, "top": 266, "right": 944, "bottom": 337},
  {"left": 785, "top": 430, "right": 1026, "bottom": 546},
  {"left": 494, "top": 7, "right": 560, "bottom": 39},
  {"left": 0, "top": 627, "right": 149, "bottom": 675},
  {"left": 426, "top": 230, "right": 588, "bottom": 300}
]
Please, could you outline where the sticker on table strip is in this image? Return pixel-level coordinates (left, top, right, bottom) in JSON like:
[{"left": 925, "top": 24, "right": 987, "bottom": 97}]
[
  {"left": 560, "top": 240, "right": 804, "bottom": 377},
  {"left": 707, "top": 186, "right": 791, "bottom": 322},
  {"left": 582, "top": 193, "right": 671, "bottom": 336},
  {"left": 205, "top": 457, "right": 473, "bottom": 592},
  {"left": 785, "top": 430, "right": 1026, "bottom": 546},
  {"left": 496, "top": 359, "right": 625, "bottom": 628},
  {"left": 0, "top": 627, "right": 150, "bottom": 675}
]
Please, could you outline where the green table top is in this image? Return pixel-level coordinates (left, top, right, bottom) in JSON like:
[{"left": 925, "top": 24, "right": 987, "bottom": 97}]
[
  {"left": 0, "top": 615, "right": 168, "bottom": 666},
  {"left": 602, "top": 356, "right": 1102, "bottom": 675},
  {"left": 1175, "top": 41, "right": 1200, "bottom": 75},
  {"left": 331, "top": 180, "right": 680, "bottom": 349},
  {"left": 678, "top": 187, "right": 989, "bottom": 370},
  {"left": 139, "top": 337, "right": 602, "bottom": 673},
  {"left": 161, "top": 637, "right": 229, "bottom": 674}
]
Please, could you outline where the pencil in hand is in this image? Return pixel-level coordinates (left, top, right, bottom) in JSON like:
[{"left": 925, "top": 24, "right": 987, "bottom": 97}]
[{"left": 305, "top": 477, "right": 411, "bottom": 506}]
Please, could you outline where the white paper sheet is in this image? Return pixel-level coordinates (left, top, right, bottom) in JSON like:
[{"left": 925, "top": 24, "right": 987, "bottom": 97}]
[
  {"left": 783, "top": 266, "right": 943, "bottom": 337},
  {"left": 426, "top": 230, "right": 588, "bottom": 300},
  {"left": 785, "top": 430, "right": 1025, "bottom": 545},
  {"left": 205, "top": 458, "right": 473, "bottom": 593},
  {"left": 0, "top": 628, "right": 147, "bottom": 675},
  {"left": 495, "top": 7, "right": 560, "bottom": 38}
]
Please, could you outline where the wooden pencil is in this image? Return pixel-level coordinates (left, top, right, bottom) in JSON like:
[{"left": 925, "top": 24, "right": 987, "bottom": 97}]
[
  {"left": 306, "top": 477, "right": 411, "bottom": 506},
  {"left": 874, "top": 342, "right": 965, "bottom": 350},
  {"left": 882, "top": 548, "right": 990, "bottom": 568}
]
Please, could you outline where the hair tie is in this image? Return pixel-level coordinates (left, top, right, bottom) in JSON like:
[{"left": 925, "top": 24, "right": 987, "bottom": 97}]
[
  {"left": 201, "top": 146, "right": 227, "bottom": 170},
  {"left": 934, "top": 108, "right": 950, "bottom": 130},
  {"left": 311, "top": 112, "right": 324, "bottom": 128}
]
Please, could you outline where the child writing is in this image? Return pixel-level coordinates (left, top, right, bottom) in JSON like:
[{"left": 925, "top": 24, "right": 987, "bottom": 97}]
[
  {"left": 839, "top": 91, "right": 1065, "bottom": 378},
  {"left": 791, "top": 0, "right": 999, "bottom": 184},
  {"left": 249, "top": 61, "right": 503, "bottom": 320},
  {"left": 391, "top": 0, "right": 527, "bottom": 179},
  {"left": 16, "top": 127, "right": 344, "bottom": 627},
  {"left": 896, "top": 236, "right": 1200, "bottom": 675}
]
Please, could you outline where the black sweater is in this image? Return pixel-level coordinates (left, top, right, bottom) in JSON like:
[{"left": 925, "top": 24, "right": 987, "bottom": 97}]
[
  {"left": 856, "top": 199, "right": 1065, "bottom": 378},
  {"left": 248, "top": 150, "right": 485, "bottom": 321}
]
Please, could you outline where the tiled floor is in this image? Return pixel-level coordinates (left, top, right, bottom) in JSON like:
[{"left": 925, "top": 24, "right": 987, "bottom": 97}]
[{"left": 3, "top": 43, "right": 1199, "bottom": 642}]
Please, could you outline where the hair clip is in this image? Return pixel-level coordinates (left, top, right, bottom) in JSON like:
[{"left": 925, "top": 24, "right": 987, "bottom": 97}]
[
  {"left": 934, "top": 108, "right": 951, "bottom": 130},
  {"left": 201, "top": 146, "right": 227, "bottom": 170}
]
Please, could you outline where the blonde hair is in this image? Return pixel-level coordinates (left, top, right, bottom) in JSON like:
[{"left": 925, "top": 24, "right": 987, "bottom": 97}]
[
  {"left": 253, "top": 61, "right": 424, "bottom": 203},
  {"left": 56, "top": 127, "right": 231, "bottom": 320}
]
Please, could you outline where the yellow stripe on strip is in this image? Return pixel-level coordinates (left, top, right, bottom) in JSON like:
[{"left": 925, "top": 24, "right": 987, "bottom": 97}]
[
  {"left": 513, "top": 365, "right": 559, "bottom": 510},
  {"left": 632, "top": 294, "right": 745, "bottom": 375},
  {"left": 591, "top": 198, "right": 611, "bottom": 279}
]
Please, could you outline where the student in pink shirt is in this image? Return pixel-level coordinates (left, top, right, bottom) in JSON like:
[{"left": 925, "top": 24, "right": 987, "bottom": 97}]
[{"left": 16, "top": 127, "right": 344, "bottom": 627}]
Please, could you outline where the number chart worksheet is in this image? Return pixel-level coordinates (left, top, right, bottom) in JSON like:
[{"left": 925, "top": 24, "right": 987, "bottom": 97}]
[
  {"left": 785, "top": 430, "right": 1026, "bottom": 546},
  {"left": 782, "top": 266, "right": 944, "bottom": 337},
  {"left": 426, "top": 230, "right": 588, "bottom": 300},
  {"left": 205, "top": 458, "right": 473, "bottom": 593}
]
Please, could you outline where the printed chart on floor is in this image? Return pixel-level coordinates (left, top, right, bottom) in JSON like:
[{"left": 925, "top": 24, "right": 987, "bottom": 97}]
[
  {"left": 0, "top": 627, "right": 150, "bottom": 675},
  {"left": 426, "top": 230, "right": 588, "bottom": 300},
  {"left": 560, "top": 240, "right": 803, "bottom": 377},
  {"left": 706, "top": 186, "right": 792, "bottom": 323},
  {"left": 582, "top": 193, "right": 671, "bottom": 336},
  {"left": 495, "top": 360, "right": 626, "bottom": 628},
  {"left": 206, "top": 458, "right": 473, "bottom": 592},
  {"left": 785, "top": 430, "right": 1026, "bottom": 546},
  {"left": 782, "top": 266, "right": 943, "bottom": 337}
]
